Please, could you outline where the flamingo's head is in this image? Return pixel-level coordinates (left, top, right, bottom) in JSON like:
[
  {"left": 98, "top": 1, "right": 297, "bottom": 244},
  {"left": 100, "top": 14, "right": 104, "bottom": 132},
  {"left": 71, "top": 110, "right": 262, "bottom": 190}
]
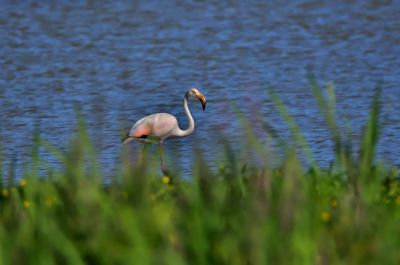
[{"left": 187, "top": 88, "right": 207, "bottom": 111}]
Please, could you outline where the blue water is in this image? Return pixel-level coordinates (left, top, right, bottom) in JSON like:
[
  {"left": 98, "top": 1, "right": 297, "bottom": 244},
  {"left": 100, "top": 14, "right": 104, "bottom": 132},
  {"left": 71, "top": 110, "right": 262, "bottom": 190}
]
[{"left": 1, "top": 0, "right": 399, "bottom": 178}]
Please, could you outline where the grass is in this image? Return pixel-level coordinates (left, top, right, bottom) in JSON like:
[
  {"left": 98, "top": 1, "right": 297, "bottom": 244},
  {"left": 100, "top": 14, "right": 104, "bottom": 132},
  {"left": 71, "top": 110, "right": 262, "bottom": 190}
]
[{"left": 0, "top": 80, "right": 399, "bottom": 265}]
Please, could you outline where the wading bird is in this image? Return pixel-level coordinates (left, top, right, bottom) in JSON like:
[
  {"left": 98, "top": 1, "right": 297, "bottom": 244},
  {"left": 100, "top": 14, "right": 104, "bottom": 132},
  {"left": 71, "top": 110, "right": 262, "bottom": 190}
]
[{"left": 123, "top": 88, "right": 207, "bottom": 175}]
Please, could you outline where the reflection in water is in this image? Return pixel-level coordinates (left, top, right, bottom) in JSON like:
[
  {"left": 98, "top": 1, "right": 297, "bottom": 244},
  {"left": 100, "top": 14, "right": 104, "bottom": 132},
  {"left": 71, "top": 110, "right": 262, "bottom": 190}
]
[{"left": 0, "top": 1, "right": 399, "bottom": 178}]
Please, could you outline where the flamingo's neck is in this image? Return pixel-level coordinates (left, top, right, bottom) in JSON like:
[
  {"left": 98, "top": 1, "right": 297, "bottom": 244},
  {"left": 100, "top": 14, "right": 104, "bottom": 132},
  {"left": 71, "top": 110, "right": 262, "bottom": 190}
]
[{"left": 174, "top": 94, "right": 195, "bottom": 137}]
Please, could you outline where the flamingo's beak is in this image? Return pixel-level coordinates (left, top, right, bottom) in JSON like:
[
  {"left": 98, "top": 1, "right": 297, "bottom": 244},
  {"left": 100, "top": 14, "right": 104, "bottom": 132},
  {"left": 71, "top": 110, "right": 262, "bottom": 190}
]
[{"left": 195, "top": 92, "right": 207, "bottom": 111}]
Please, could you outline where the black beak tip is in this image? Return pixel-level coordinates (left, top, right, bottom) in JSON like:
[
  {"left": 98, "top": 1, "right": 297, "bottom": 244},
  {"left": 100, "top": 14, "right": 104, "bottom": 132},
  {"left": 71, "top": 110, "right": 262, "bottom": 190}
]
[{"left": 202, "top": 101, "right": 206, "bottom": 111}]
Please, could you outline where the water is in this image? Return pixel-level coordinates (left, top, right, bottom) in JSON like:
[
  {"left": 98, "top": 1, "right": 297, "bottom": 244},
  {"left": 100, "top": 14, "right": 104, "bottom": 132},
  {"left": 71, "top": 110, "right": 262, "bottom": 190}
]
[{"left": 1, "top": 0, "right": 399, "bottom": 178}]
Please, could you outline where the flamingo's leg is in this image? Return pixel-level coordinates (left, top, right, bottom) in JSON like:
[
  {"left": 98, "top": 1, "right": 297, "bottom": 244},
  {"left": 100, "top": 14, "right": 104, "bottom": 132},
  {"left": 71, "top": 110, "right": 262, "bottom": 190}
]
[{"left": 159, "top": 141, "right": 167, "bottom": 175}]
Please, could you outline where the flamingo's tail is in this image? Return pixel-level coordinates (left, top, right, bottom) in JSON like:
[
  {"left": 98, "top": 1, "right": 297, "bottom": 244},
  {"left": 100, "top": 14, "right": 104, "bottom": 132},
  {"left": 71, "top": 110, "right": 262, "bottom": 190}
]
[{"left": 122, "top": 133, "right": 133, "bottom": 145}]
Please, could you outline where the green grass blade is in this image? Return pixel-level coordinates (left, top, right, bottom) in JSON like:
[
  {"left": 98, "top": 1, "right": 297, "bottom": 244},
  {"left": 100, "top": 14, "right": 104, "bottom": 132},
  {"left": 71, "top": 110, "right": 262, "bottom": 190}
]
[
  {"left": 233, "top": 106, "right": 269, "bottom": 160},
  {"left": 267, "top": 88, "right": 316, "bottom": 168},
  {"left": 359, "top": 87, "right": 381, "bottom": 180},
  {"left": 308, "top": 77, "right": 341, "bottom": 152}
]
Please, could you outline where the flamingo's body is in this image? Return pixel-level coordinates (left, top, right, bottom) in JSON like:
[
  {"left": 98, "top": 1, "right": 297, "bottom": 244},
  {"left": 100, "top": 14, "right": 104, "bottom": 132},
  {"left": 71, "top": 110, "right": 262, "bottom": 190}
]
[
  {"left": 129, "top": 113, "right": 178, "bottom": 140},
  {"left": 123, "top": 88, "right": 207, "bottom": 175}
]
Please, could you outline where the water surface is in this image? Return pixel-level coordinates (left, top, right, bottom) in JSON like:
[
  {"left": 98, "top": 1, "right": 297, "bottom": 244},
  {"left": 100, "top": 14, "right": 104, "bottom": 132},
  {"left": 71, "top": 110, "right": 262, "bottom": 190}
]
[{"left": 1, "top": 0, "right": 399, "bottom": 178}]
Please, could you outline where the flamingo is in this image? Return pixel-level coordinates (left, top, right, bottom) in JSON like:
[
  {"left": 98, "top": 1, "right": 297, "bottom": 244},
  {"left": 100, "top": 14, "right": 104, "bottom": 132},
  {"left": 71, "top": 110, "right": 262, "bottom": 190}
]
[{"left": 123, "top": 88, "right": 207, "bottom": 175}]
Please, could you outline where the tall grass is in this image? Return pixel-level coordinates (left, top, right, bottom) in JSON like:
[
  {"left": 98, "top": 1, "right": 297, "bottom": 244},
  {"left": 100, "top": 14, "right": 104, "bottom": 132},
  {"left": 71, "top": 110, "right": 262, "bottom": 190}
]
[{"left": 0, "top": 81, "right": 399, "bottom": 265}]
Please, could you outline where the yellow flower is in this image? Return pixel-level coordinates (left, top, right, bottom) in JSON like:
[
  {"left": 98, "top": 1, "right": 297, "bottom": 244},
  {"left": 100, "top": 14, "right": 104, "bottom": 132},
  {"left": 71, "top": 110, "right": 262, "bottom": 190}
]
[
  {"left": 320, "top": 211, "right": 331, "bottom": 223},
  {"left": 1, "top": 189, "right": 9, "bottom": 197},
  {"left": 169, "top": 233, "right": 177, "bottom": 246},
  {"left": 162, "top": 176, "right": 170, "bottom": 185},
  {"left": 330, "top": 198, "right": 338, "bottom": 208},
  {"left": 396, "top": 196, "right": 400, "bottom": 205},
  {"left": 19, "top": 178, "right": 27, "bottom": 187},
  {"left": 45, "top": 196, "right": 57, "bottom": 207},
  {"left": 23, "top": 200, "right": 30, "bottom": 209},
  {"left": 315, "top": 254, "right": 322, "bottom": 264}
]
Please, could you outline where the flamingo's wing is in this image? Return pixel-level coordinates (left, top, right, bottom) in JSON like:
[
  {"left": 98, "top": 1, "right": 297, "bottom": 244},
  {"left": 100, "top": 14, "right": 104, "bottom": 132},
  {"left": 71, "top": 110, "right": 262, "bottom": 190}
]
[{"left": 131, "top": 121, "right": 151, "bottom": 138}]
